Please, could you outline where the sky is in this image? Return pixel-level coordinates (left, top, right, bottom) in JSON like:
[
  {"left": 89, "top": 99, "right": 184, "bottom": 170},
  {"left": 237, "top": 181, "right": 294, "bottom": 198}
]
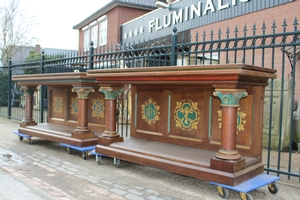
[{"left": 20, "top": 0, "right": 112, "bottom": 50}]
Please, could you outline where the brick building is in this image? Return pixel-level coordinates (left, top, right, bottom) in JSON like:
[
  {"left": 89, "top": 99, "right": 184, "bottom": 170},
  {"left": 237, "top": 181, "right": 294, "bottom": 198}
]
[{"left": 73, "top": 0, "right": 157, "bottom": 51}]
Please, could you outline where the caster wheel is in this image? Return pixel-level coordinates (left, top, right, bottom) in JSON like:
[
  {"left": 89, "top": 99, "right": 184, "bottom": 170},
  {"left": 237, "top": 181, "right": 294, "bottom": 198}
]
[
  {"left": 27, "top": 138, "right": 32, "bottom": 144},
  {"left": 240, "top": 192, "right": 252, "bottom": 200},
  {"left": 217, "top": 186, "right": 229, "bottom": 199},
  {"left": 268, "top": 183, "right": 278, "bottom": 194},
  {"left": 114, "top": 158, "right": 120, "bottom": 168},
  {"left": 96, "top": 155, "right": 101, "bottom": 165},
  {"left": 18, "top": 136, "right": 23, "bottom": 141},
  {"left": 82, "top": 152, "right": 87, "bottom": 160},
  {"left": 67, "top": 147, "right": 72, "bottom": 154}
]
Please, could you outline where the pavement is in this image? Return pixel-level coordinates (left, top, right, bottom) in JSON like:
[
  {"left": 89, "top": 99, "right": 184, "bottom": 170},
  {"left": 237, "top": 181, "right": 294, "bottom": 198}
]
[{"left": 0, "top": 117, "right": 300, "bottom": 200}]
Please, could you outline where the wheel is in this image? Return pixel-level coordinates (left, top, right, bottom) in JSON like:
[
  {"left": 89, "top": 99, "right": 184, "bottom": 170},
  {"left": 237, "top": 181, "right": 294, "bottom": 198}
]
[
  {"left": 96, "top": 155, "right": 101, "bottom": 165},
  {"left": 217, "top": 186, "right": 229, "bottom": 199},
  {"left": 18, "top": 135, "right": 23, "bottom": 141},
  {"left": 67, "top": 147, "right": 72, "bottom": 154},
  {"left": 268, "top": 183, "right": 278, "bottom": 194},
  {"left": 27, "top": 138, "right": 32, "bottom": 144},
  {"left": 240, "top": 192, "right": 252, "bottom": 200},
  {"left": 114, "top": 158, "right": 120, "bottom": 168},
  {"left": 82, "top": 152, "right": 87, "bottom": 160}
]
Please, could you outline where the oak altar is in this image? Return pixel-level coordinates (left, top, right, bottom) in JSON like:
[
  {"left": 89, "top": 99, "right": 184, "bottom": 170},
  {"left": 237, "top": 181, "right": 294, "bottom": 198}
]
[
  {"left": 87, "top": 64, "right": 277, "bottom": 186},
  {"left": 12, "top": 72, "right": 106, "bottom": 147}
]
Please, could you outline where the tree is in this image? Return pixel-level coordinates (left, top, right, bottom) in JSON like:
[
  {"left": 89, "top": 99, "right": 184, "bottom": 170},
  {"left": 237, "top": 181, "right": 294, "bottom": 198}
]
[
  {"left": 0, "top": 70, "right": 8, "bottom": 106},
  {"left": 0, "top": 0, "right": 36, "bottom": 65}
]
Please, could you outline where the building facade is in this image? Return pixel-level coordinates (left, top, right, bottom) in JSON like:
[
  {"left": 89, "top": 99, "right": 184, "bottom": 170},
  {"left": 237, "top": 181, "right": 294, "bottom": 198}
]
[{"left": 73, "top": 0, "right": 157, "bottom": 51}]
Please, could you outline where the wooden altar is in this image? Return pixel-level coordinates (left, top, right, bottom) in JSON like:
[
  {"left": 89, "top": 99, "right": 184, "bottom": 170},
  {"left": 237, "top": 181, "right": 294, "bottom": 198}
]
[
  {"left": 87, "top": 64, "right": 277, "bottom": 186},
  {"left": 12, "top": 72, "right": 106, "bottom": 147}
]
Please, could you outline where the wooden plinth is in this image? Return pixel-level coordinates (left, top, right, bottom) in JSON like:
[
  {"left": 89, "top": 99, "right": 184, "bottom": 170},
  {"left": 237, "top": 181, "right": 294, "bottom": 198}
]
[
  {"left": 71, "top": 131, "right": 95, "bottom": 139},
  {"left": 95, "top": 137, "right": 264, "bottom": 186},
  {"left": 20, "top": 121, "right": 37, "bottom": 128},
  {"left": 18, "top": 123, "right": 100, "bottom": 147},
  {"left": 98, "top": 136, "right": 124, "bottom": 146}
]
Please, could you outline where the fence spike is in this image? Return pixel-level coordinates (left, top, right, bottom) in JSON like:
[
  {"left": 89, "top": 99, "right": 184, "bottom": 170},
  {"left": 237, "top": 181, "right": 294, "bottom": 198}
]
[
  {"left": 218, "top": 28, "right": 222, "bottom": 39},
  {"left": 226, "top": 27, "right": 230, "bottom": 38},
  {"left": 272, "top": 20, "right": 277, "bottom": 33},
  {"left": 293, "top": 17, "right": 298, "bottom": 31},
  {"left": 282, "top": 18, "right": 287, "bottom": 31},
  {"left": 243, "top": 24, "right": 247, "bottom": 36},
  {"left": 210, "top": 29, "right": 214, "bottom": 40},
  {"left": 234, "top": 25, "right": 238, "bottom": 37},
  {"left": 196, "top": 31, "right": 199, "bottom": 42}
]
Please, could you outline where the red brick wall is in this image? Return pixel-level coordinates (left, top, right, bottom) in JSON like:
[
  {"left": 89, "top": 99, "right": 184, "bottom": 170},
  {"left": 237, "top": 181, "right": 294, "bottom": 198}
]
[
  {"left": 190, "top": 1, "right": 300, "bottom": 101},
  {"left": 78, "top": 6, "right": 151, "bottom": 49}
]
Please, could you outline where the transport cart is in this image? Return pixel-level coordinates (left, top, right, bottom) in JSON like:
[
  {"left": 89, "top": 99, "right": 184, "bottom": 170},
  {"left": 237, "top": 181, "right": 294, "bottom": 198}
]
[
  {"left": 210, "top": 174, "right": 280, "bottom": 200},
  {"left": 60, "top": 143, "right": 95, "bottom": 160}
]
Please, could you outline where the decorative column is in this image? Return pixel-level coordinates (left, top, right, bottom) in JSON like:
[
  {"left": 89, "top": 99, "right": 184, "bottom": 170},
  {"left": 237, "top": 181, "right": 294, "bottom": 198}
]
[
  {"left": 20, "top": 86, "right": 37, "bottom": 127},
  {"left": 71, "top": 86, "right": 94, "bottom": 139},
  {"left": 213, "top": 89, "right": 248, "bottom": 160},
  {"left": 98, "top": 86, "right": 124, "bottom": 145}
]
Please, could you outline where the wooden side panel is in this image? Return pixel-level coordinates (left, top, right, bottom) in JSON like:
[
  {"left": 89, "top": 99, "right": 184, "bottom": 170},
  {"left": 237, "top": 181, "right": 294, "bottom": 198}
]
[
  {"left": 68, "top": 91, "right": 78, "bottom": 121},
  {"left": 135, "top": 89, "right": 165, "bottom": 137},
  {"left": 50, "top": 88, "right": 67, "bottom": 122},
  {"left": 169, "top": 90, "right": 204, "bottom": 142},
  {"left": 88, "top": 92, "right": 106, "bottom": 131}
]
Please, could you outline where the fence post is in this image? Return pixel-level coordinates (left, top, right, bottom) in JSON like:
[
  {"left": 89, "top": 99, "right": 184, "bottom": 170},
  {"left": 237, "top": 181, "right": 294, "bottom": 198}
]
[
  {"left": 7, "top": 58, "right": 12, "bottom": 119},
  {"left": 89, "top": 41, "right": 94, "bottom": 70},
  {"left": 39, "top": 51, "right": 45, "bottom": 122},
  {"left": 171, "top": 27, "right": 178, "bottom": 66}
]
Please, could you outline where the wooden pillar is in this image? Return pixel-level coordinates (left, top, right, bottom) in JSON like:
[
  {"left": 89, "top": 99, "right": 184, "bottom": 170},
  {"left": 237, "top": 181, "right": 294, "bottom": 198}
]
[
  {"left": 213, "top": 89, "right": 248, "bottom": 160},
  {"left": 20, "top": 86, "right": 37, "bottom": 127},
  {"left": 71, "top": 86, "right": 94, "bottom": 139},
  {"left": 98, "top": 86, "right": 123, "bottom": 145}
]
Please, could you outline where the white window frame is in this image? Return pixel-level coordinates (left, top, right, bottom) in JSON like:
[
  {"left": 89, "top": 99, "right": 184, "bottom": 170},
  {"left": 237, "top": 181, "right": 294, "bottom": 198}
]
[
  {"left": 91, "top": 25, "right": 98, "bottom": 48},
  {"left": 83, "top": 26, "right": 90, "bottom": 51},
  {"left": 99, "top": 18, "right": 107, "bottom": 46}
]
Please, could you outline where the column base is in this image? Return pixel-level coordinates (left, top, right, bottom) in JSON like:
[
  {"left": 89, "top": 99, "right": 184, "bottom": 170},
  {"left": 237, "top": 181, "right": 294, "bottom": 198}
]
[
  {"left": 215, "top": 149, "right": 241, "bottom": 160},
  {"left": 210, "top": 157, "right": 245, "bottom": 173},
  {"left": 72, "top": 131, "right": 94, "bottom": 139},
  {"left": 98, "top": 136, "right": 123, "bottom": 146},
  {"left": 20, "top": 121, "right": 37, "bottom": 128},
  {"left": 102, "top": 130, "right": 120, "bottom": 138}
]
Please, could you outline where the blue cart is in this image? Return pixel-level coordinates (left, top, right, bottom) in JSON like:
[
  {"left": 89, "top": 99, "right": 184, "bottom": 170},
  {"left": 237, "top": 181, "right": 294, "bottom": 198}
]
[
  {"left": 13, "top": 131, "right": 32, "bottom": 144},
  {"left": 210, "top": 174, "right": 280, "bottom": 200},
  {"left": 60, "top": 143, "right": 95, "bottom": 160}
]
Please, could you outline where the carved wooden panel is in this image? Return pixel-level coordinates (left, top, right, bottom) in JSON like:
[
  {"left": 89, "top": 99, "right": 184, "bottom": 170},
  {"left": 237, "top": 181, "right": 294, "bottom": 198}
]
[
  {"left": 88, "top": 92, "right": 106, "bottom": 131},
  {"left": 68, "top": 90, "right": 78, "bottom": 121},
  {"left": 50, "top": 88, "right": 66, "bottom": 120},
  {"left": 135, "top": 89, "right": 165, "bottom": 136},
  {"left": 169, "top": 90, "right": 204, "bottom": 142}
]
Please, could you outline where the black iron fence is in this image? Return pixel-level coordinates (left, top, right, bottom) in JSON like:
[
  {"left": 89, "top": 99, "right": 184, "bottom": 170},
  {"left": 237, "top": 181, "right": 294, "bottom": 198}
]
[{"left": 0, "top": 17, "right": 300, "bottom": 181}]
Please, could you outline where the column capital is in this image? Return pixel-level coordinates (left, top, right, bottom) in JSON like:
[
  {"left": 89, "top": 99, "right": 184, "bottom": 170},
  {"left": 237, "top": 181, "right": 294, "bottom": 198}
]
[
  {"left": 72, "top": 86, "right": 94, "bottom": 99},
  {"left": 99, "top": 87, "right": 123, "bottom": 100},
  {"left": 213, "top": 89, "right": 248, "bottom": 106},
  {"left": 20, "top": 86, "right": 36, "bottom": 96}
]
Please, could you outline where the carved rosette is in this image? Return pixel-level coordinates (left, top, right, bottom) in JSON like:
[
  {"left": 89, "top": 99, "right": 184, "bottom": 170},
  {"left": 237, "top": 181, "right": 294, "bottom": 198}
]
[
  {"left": 141, "top": 98, "right": 160, "bottom": 125},
  {"left": 213, "top": 89, "right": 248, "bottom": 106},
  {"left": 174, "top": 99, "right": 200, "bottom": 131},
  {"left": 99, "top": 87, "right": 123, "bottom": 99},
  {"left": 71, "top": 87, "right": 94, "bottom": 99},
  {"left": 91, "top": 98, "right": 105, "bottom": 118}
]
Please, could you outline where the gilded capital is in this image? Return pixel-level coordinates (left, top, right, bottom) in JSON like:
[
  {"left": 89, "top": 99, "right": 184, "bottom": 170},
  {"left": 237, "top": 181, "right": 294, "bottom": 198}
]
[
  {"left": 99, "top": 87, "right": 123, "bottom": 100},
  {"left": 20, "top": 86, "right": 36, "bottom": 96},
  {"left": 213, "top": 89, "right": 248, "bottom": 106},
  {"left": 72, "top": 87, "right": 94, "bottom": 99}
]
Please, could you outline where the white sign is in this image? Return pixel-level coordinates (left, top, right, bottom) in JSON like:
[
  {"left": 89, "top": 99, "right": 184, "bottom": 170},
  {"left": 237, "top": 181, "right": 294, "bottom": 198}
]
[{"left": 149, "top": 0, "right": 250, "bottom": 33}]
